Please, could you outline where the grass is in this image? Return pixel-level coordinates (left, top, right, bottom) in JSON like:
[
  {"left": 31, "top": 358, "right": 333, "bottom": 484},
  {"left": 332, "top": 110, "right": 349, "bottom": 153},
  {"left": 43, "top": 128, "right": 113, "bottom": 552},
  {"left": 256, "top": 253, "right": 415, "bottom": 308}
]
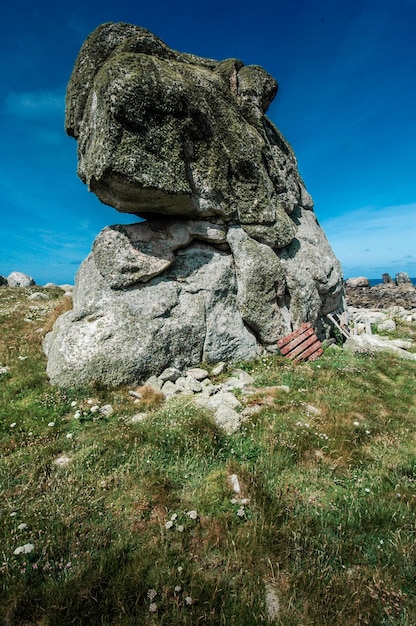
[{"left": 1, "top": 286, "right": 415, "bottom": 625}]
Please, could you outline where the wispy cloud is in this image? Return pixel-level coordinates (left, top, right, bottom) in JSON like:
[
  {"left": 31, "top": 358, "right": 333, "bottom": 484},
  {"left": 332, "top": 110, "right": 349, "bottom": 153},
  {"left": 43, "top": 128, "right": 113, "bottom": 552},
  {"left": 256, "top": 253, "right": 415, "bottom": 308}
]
[
  {"left": 321, "top": 203, "right": 416, "bottom": 277},
  {"left": 4, "top": 88, "right": 65, "bottom": 119}
]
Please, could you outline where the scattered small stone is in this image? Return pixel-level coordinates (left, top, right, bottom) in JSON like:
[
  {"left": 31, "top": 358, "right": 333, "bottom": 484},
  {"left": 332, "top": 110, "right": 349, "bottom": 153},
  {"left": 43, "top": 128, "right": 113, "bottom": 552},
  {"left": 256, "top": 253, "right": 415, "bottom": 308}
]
[
  {"left": 265, "top": 583, "right": 280, "bottom": 620},
  {"left": 161, "top": 380, "right": 182, "bottom": 397},
  {"left": 130, "top": 413, "right": 147, "bottom": 423},
  {"left": 182, "top": 375, "right": 203, "bottom": 393},
  {"left": 13, "top": 543, "right": 35, "bottom": 555},
  {"left": 378, "top": 319, "right": 396, "bottom": 332},
  {"left": 306, "top": 404, "right": 321, "bottom": 415},
  {"left": 211, "top": 361, "right": 226, "bottom": 376},
  {"left": 275, "top": 385, "right": 290, "bottom": 394},
  {"left": 231, "top": 369, "right": 255, "bottom": 385},
  {"left": 0, "top": 366, "right": 10, "bottom": 375},
  {"left": 28, "top": 292, "right": 48, "bottom": 301},
  {"left": 195, "top": 391, "right": 241, "bottom": 412},
  {"left": 144, "top": 375, "right": 164, "bottom": 391},
  {"left": 241, "top": 405, "right": 263, "bottom": 417},
  {"left": 185, "top": 367, "right": 209, "bottom": 381},
  {"left": 159, "top": 367, "right": 181, "bottom": 382},
  {"left": 229, "top": 474, "right": 241, "bottom": 493},
  {"left": 213, "top": 404, "right": 242, "bottom": 434},
  {"left": 99, "top": 404, "right": 114, "bottom": 417},
  {"left": 221, "top": 376, "right": 246, "bottom": 391},
  {"left": 54, "top": 455, "right": 70, "bottom": 466},
  {"left": 129, "top": 390, "right": 142, "bottom": 399}
]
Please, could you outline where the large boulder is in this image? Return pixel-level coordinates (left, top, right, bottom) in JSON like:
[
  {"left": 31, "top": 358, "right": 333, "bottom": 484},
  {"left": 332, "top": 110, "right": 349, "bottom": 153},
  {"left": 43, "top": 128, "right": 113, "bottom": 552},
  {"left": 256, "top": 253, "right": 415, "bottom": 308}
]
[
  {"left": 7, "top": 272, "right": 35, "bottom": 287},
  {"left": 45, "top": 22, "right": 344, "bottom": 387}
]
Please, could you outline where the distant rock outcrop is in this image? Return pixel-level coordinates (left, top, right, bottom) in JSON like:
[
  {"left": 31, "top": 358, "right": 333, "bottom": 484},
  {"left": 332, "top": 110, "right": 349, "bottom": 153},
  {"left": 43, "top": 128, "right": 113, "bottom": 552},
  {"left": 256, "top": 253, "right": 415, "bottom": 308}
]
[
  {"left": 345, "top": 275, "right": 416, "bottom": 310},
  {"left": 45, "top": 22, "right": 344, "bottom": 388},
  {"left": 7, "top": 272, "right": 35, "bottom": 287}
]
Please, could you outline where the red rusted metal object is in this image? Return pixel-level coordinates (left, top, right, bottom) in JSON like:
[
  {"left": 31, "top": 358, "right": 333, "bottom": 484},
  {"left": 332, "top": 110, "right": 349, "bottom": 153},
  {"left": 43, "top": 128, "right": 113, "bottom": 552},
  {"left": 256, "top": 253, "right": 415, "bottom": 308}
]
[{"left": 277, "top": 322, "right": 323, "bottom": 363}]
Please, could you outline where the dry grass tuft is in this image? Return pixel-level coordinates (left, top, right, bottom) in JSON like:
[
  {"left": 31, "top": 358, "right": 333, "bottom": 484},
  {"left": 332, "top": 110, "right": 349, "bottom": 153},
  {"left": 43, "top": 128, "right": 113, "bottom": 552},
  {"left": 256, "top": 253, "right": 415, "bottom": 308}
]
[
  {"left": 134, "top": 384, "right": 166, "bottom": 409},
  {"left": 42, "top": 295, "right": 73, "bottom": 335}
]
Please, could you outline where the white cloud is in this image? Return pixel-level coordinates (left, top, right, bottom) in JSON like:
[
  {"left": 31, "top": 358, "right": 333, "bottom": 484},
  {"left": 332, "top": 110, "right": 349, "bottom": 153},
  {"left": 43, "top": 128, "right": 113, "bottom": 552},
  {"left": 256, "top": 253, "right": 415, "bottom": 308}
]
[
  {"left": 4, "top": 88, "right": 65, "bottom": 119},
  {"left": 321, "top": 203, "right": 416, "bottom": 278}
]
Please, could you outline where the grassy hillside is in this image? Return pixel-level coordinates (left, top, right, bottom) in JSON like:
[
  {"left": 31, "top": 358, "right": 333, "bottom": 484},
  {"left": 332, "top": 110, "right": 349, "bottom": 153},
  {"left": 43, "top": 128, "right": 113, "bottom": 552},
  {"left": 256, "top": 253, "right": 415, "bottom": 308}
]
[{"left": 1, "top": 287, "right": 415, "bottom": 625}]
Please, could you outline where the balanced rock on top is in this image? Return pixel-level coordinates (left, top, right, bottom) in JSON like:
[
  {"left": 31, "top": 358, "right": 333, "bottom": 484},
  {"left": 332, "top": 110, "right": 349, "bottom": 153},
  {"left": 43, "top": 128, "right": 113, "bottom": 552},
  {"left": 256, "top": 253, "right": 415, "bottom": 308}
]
[{"left": 44, "top": 22, "right": 345, "bottom": 388}]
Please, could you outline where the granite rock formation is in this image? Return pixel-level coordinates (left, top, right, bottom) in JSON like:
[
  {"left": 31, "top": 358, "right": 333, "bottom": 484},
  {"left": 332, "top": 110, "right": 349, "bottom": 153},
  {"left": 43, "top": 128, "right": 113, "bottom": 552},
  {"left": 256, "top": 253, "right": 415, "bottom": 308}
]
[
  {"left": 45, "top": 22, "right": 344, "bottom": 387},
  {"left": 7, "top": 272, "right": 35, "bottom": 288}
]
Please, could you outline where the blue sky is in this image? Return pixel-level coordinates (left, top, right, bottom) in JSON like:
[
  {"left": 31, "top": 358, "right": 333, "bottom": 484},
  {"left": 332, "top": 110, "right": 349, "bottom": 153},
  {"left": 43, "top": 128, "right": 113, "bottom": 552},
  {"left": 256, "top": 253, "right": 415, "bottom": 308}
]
[{"left": 0, "top": 0, "right": 415, "bottom": 284}]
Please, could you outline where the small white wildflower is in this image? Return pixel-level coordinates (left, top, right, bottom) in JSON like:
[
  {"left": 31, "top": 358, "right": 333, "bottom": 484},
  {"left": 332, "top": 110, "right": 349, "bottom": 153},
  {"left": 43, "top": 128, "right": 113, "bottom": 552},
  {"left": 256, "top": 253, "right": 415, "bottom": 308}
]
[
  {"left": 147, "top": 588, "right": 157, "bottom": 600},
  {"left": 87, "top": 399, "right": 94, "bottom": 405},
  {"left": 165, "top": 520, "right": 174, "bottom": 530},
  {"left": 174, "top": 585, "right": 182, "bottom": 593},
  {"left": 379, "top": 539, "right": 384, "bottom": 545},
  {"left": 365, "top": 488, "right": 371, "bottom": 493},
  {"left": 185, "top": 596, "right": 193, "bottom": 605},
  {"left": 237, "top": 507, "right": 245, "bottom": 517},
  {"left": 10, "top": 423, "right": 16, "bottom": 428},
  {"left": 28, "top": 431, "right": 33, "bottom": 436},
  {"left": 396, "top": 493, "right": 401, "bottom": 498},
  {"left": 90, "top": 405, "right": 99, "bottom": 413},
  {"left": 187, "top": 510, "right": 198, "bottom": 520},
  {"left": 66, "top": 432, "right": 73, "bottom": 439},
  {"left": 74, "top": 410, "right": 81, "bottom": 419},
  {"left": 48, "top": 422, "right": 55, "bottom": 427},
  {"left": 149, "top": 603, "right": 157, "bottom": 613},
  {"left": 70, "top": 401, "right": 77, "bottom": 407},
  {"left": 17, "top": 523, "right": 27, "bottom": 531},
  {"left": 13, "top": 543, "right": 34, "bottom": 555},
  {"left": 240, "top": 498, "right": 250, "bottom": 505},
  {"left": 230, "top": 498, "right": 238, "bottom": 505},
  {"left": 177, "top": 525, "right": 184, "bottom": 532},
  {"left": 177, "top": 566, "right": 183, "bottom": 573},
  {"left": 18, "top": 356, "right": 28, "bottom": 361},
  {"left": 353, "top": 421, "right": 360, "bottom": 427},
  {"left": 365, "top": 430, "right": 370, "bottom": 435},
  {"left": 170, "top": 513, "right": 178, "bottom": 521},
  {"left": 10, "top": 512, "right": 17, "bottom": 517}
]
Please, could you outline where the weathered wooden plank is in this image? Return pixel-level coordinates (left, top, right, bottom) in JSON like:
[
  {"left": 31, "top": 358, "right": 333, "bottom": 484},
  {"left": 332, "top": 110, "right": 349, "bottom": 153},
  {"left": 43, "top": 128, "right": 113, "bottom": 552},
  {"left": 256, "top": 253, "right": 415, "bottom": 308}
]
[
  {"left": 288, "top": 333, "right": 320, "bottom": 360},
  {"left": 277, "top": 322, "right": 311, "bottom": 348},
  {"left": 278, "top": 322, "right": 322, "bottom": 363},
  {"left": 293, "top": 343, "right": 323, "bottom": 363},
  {"left": 279, "top": 326, "right": 316, "bottom": 355}
]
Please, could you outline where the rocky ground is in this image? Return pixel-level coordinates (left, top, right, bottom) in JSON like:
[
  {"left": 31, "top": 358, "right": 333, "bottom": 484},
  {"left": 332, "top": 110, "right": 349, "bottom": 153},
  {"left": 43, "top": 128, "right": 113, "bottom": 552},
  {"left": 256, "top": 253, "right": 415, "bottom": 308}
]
[{"left": 345, "top": 280, "right": 416, "bottom": 310}]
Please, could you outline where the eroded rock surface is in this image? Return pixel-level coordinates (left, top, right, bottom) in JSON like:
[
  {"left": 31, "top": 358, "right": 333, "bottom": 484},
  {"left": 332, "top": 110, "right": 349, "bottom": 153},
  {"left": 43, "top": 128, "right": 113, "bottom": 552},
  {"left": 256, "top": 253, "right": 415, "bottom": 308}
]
[{"left": 45, "top": 22, "right": 344, "bottom": 387}]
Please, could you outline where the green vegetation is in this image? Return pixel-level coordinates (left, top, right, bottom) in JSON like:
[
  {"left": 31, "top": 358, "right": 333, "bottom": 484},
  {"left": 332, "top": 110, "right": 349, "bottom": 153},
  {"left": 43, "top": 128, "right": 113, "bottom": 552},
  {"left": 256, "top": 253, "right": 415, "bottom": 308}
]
[{"left": 1, "top": 287, "right": 415, "bottom": 625}]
